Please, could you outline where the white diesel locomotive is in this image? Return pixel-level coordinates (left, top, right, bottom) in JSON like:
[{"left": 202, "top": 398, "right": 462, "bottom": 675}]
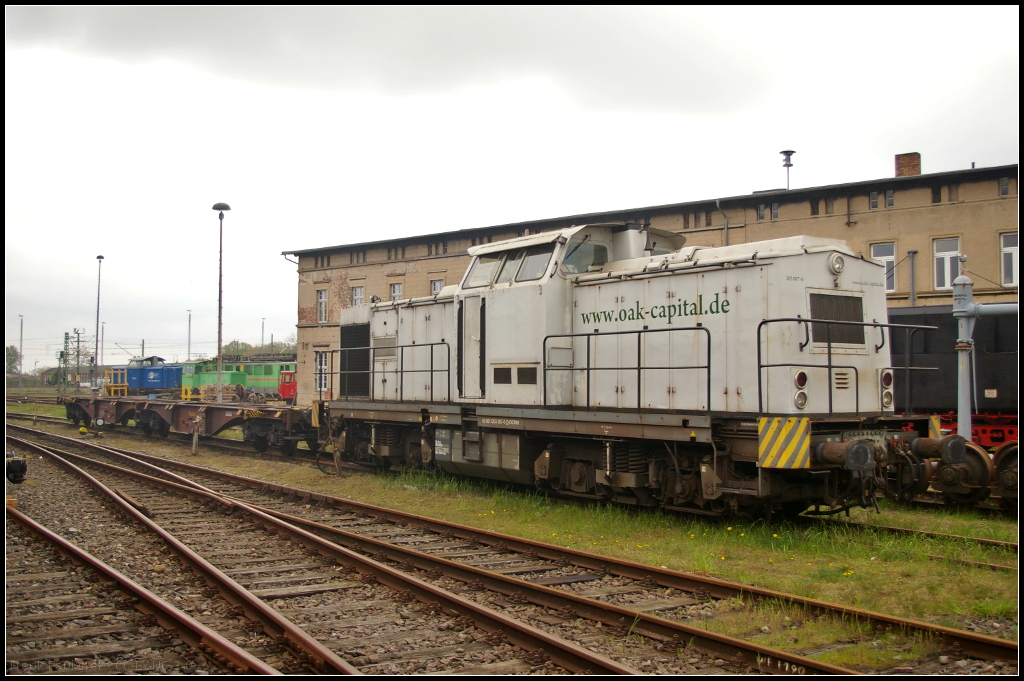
[{"left": 315, "top": 223, "right": 966, "bottom": 517}]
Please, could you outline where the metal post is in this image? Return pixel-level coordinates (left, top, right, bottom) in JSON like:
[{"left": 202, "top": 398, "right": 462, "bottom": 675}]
[
  {"left": 952, "top": 273, "right": 976, "bottom": 441},
  {"left": 187, "top": 310, "right": 192, "bottom": 361},
  {"left": 262, "top": 318, "right": 265, "bottom": 349},
  {"left": 212, "top": 203, "right": 231, "bottom": 402},
  {"left": 94, "top": 255, "right": 104, "bottom": 388},
  {"left": 907, "top": 250, "right": 917, "bottom": 307},
  {"left": 18, "top": 315, "right": 23, "bottom": 390},
  {"left": 75, "top": 328, "right": 82, "bottom": 391},
  {"left": 101, "top": 323, "right": 105, "bottom": 375}
]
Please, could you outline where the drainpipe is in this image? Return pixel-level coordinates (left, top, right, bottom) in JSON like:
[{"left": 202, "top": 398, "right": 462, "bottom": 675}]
[
  {"left": 907, "top": 250, "right": 917, "bottom": 307},
  {"left": 715, "top": 200, "right": 729, "bottom": 246}
]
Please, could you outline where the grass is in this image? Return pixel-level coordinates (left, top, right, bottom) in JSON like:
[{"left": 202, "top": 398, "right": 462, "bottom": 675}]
[{"left": 8, "top": 407, "right": 1019, "bottom": 660}]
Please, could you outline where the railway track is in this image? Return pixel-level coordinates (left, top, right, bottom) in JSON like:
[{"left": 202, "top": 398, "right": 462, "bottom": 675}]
[
  {"left": 7, "top": 437, "right": 654, "bottom": 675},
  {"left": 5, "top": 411, "right": 337, "bottom": 472},
  {"left": 5, "top": 507, "right": 274, "bottom": 675},
  {"left": 8, "top": 425, "right": 1018, "bottom": 673}
]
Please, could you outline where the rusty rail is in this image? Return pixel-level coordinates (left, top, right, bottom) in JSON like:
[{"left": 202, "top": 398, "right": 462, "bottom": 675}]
[
  {"left": 8, "top": 437, "right": 638, "bottom": 675},
  {"left": 7, "top": 436, "right": 359, "bottom": 675},
  {"left": 10, "top": 426, "right": 1018, "bottom": 663},
  {"left": 6, "top": 504, "right": 279, "bottom": 675}
]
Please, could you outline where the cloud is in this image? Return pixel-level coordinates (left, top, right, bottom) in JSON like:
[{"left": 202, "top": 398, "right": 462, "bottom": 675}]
[{"left": 5, "top": 6, "right": 769, "bottom": 113}]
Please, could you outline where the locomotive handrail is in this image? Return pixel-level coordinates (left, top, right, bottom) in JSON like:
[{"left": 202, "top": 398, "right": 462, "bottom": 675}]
[
  {"left": 542, "top": 326, "right": 712, "bottom": 413},
  {"left": 756, "top": 318, "right": 936, "bottom": 414},
  {"left": 316, "top": 342, "right": 451, "bottom": 403}
]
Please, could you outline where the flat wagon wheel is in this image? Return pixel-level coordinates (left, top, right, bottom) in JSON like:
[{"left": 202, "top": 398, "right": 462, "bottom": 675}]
[
  {"left": 253, "top": 435, "right": 269, "bottom": 453},
  {"left": 993, "top": 441, "right": 1018, "bottom": 510},
  {"left": 943, "top": 442, "right": 996, "bottom": 505}
]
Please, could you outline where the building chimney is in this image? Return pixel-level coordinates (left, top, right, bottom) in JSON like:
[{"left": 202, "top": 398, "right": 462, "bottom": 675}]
[{"left": 895, "top": 152, "right": 921, "bottom": 177}]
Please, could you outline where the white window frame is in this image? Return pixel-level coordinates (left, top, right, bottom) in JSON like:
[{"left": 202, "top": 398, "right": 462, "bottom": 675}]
[
  {"left": 1001, "top": 233, "right": 1018, "bottom": 287},
  {"left": 390, "top": 283, "right": 403, "bottom": 301},
  {"left": 316, "top": 289, "right": 328, "bottom": 323},
  {"left": 757, "top": 204, "right": 765, "bottom": 221},
  {"left": 869, "top": 191, "right": 879, "bottom": 209},
  {"left": 933, "top": 238, "right": 960, "bottom": 290},
  {"left": 870, "top": 242, "right": 896, "bottom": 292},
  {"left": 314, "top": 351, "right": 328, "bottom": 391},
  {"left": 430, "top": 279, "right": 444, "bottom": 295},
  {"left": 352, "top": 286, "right": 364, "bottom": 306},
  {"left": 771, "top": 203, "right": 779, "bottom": 220},
  {"left": 885, "top": 189, "right": 894, "bottom": 208}
]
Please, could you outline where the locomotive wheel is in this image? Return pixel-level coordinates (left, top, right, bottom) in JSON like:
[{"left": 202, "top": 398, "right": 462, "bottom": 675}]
[
  {"left": 993, "top": 442, "right": 1018, "bottom": 509},
  {"left": 943, "top": 442, "right": 996, "bottom": 505},
  {"left": 253, "top": 436, "right": 269, "bottom": 453}
]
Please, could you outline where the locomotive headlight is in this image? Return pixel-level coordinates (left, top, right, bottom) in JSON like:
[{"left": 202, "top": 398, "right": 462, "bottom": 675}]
[
  {"left": 794, "top": 370, "right": 808, "bottom": 389},
  {"left": 881, "top": 390, "right": 893, "bottom": 408},
  {"left": 794, "top": 390, "right": 808, "bottom": 409},
  {"left": 828, "top": 253, "right": 845, "bottom": 274},
  {"left": 880, "top": 369, "right": 893, "bottom": 388}
]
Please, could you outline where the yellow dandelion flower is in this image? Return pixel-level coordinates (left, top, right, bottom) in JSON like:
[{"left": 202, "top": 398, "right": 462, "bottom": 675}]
[
  {"left": 727, "top": 527, "right": 733, "bottom": 531},
  {"left": 769, "top": 559, "right": 775, "bottom": 563},
  {"left": 740, "top": 533, "right": 745, "bottom": 537},
  {"left": 773, "top": 534, "right": 779, "bottom": 538},
  {"left": 720, "top": 556, "right": 726, "bottom": 560}
]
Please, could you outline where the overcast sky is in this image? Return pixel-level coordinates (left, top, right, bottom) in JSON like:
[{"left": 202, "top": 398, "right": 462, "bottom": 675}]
[{"left": 5, "top": 7, "right": 1019, "bottom": 373}]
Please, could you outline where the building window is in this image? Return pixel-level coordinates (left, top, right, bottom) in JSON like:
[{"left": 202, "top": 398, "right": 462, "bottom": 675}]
[
  {"left": 885, "top": 190, "right": 894, "bottom": 208},
  {"left": 871, "top": 242, "right": 896, "bottom": 292},
  {"left": 934, "top": 238, "right": 960, "bottom": 290},
  {"left": 1002, "top": 233, "right": 1018, "bottom": 287},
  {"left": 316, "top": 289, "right": 328, "bottom": 323},
  {"left": 771, "top": 203, "right": 779, "bottom": 220},
  {"left": 825, "top": 197, "right": 835, "bottom": 214},
  {"left": 999, "top": 177, "right": 1011, "bottom": 197},
  {"left": 705, "top": 211, "right": 712, "bottom": 227},
  {"left": 390, "top": 283, "right": 403, "bottom": 301},
  {"left": 809, "top": 199, "right": 819, "bottom": 216},
  {"left": 430, "top": 279, "right": 445, "bottom": 295},
  {"left": 869, "top": 191, "right": 879, "bottom": 209},
  {"left": 349, "top": 251, "right": 365, "bottom": 264},
  {"left": 314, "top": 351, "right": 328, "bottom": 391},
  {"left": 757, "top": 204, "right": 765, "bottom": 221},
  {"left": 683, "top": 213, "right": 689, "bottom": 229},
  {"left": 948, "top": 184, "right": 959, "bottom": 202},
  {"left": 352, "top": 286, "right": 364, "bottom": 306},
  {"left": 932, "top": 186, "right": 942, "bottom": 204}
]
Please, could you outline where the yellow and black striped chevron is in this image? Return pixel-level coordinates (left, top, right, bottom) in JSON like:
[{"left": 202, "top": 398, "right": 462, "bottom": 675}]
[
  {"left": 928, "top": 415, "right": 942, "bottom": 439},
  {"left": 758, "top": 417, "right": 811, "bottom": 469}
]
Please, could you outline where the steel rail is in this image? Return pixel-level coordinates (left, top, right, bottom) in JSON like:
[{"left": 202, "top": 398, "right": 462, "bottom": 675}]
[
  {"left": 10, "top": 426, "right": 1019, "bottom": 662},
  {"left": 229, "top": 499, "right": 858, "bottom": 675},
  {"left": 5, "top": 414, "right": 334, "bottom": 469},
  {"left": 7, "top": 436, "right": 359, "bottom": 675},
  {"left": 10, "top": 438, "right": 638, "bottom": 676},
  {"left": 6, "top": 505, "right": 280, "bottom": 676},
  {"left": 796, "top": 517, "right": 1017, "bottom": 552}
]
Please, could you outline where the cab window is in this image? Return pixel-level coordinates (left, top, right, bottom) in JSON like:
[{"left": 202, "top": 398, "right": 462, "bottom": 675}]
[
  {"left": 560, "top": 241, "right": 608, "bottom": 274},
  {"left": 516, "top": 243, "right": 556, "bottom": 281},
  {"left": 495, "top": 249, "right": 525, "bottom": 284},
  {"left": 464, "top": 253, "right": 505, "bottom": 288}
]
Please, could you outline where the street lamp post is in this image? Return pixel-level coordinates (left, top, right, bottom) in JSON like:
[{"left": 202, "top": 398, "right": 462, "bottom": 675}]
[
  {"left": 187, "top": 310, "right": 192, "bottom": 361},
  {"left": 94, "top": 255, "right": 104, "bottom": 389},
  {"left": 212, "top": 203, "right": 231, "bottom": 402}
]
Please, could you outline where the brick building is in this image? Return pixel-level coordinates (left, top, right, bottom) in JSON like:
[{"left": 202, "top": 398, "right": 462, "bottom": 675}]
[{"left": 284, "top": 155, "right": 1018, "bottom": 405}]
